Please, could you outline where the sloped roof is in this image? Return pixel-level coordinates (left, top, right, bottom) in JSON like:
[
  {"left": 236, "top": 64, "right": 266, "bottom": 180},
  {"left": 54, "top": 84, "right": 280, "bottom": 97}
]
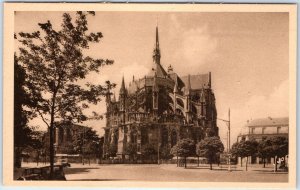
[
  {"left": 168, "top": 73, "right": 184, "bottom": 88},
  {"left": 181, "top": 73, "right": 210, "bottom": 89},
  {"left": 246, "top": 117, "right": 289, "bottom": 127},
  {"left": 148, "top": 62, "right": 168, "bottom": 78}
]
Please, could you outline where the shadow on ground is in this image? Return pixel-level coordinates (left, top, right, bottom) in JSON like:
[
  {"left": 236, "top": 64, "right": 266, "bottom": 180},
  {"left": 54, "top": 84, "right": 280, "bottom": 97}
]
[
  {"left": 64, "top": 167, "right": 99, "bottom": 175},
  {"left": 183, "top": 166, "right": 243, "bottom": 171}
]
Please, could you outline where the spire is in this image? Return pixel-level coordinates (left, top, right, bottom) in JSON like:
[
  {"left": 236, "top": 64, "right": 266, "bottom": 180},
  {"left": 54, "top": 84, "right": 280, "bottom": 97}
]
[
  {"left": 120, "top": 76, "right": 126, "bottom": 95},
  {"left": 156, "top": 26, "right": 159, "bottom": 50},
  {"left": 153, "top": 26, "right": 161, "bottom": 65},
  {"left": 208, "top": 72, "right": 211, "bottom": 88},
  {"left": 185, "top": 75, "right": 191, "bottom": 95}
]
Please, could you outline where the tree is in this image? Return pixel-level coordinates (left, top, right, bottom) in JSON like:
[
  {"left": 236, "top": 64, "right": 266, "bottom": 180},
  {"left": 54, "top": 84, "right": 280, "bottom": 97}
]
[
  {"left": 82, "top": 128, "right": 101, "bottom": 165},
  {"left": 235, "top": 139, "right": 258, "bottom": 171},
  {"left": 14, "top": 54, "right": 36, "bottom": 168},
  {"left": 231, "top": 142, "right": 244, "bottom": 167},
  {"left": 17, "top": 11, "right": 114, "bottom": 178},
  {"left": 257, "top": 138, "right": 273, "bottom": 168},
  {"left": 270, "top": 136, "right": 288, "bottom": 171},
  {"left": 170, "top": 138, "right": 195, "bottom": 168},
  {"left": 196, "top": 137, "right": 224, "bottom": 170},
  {"left": 72, "top": 126, "right": 101, "bottom": 165}
]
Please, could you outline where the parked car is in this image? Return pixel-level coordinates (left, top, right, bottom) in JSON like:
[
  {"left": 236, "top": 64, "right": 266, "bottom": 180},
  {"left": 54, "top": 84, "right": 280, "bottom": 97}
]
[{"left": 17, "top": 165, "right": 66, "bottom": 180}]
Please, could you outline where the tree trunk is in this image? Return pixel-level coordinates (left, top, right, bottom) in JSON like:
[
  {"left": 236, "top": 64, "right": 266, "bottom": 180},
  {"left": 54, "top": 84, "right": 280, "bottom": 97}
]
[
  {"left": 210, "top": 160, "right": 212, "bottom": 170},
  {"left": 263, "top": 158, "right": 266, "bottom": 168},
  {"left": 176, "top": 155, "right": 178, "bottom": 167},
  {"left": 36, "top": 153, "right": 39, "bottom": 166},
  {"left": 49, "top": 89, "right": 57, "bottom": 180},
  {"left": 184, "top": 157, "right": 187, "bottom": 168},
  {"left": 88, "top": 157, "right": 90, "bottom": 166},
  {"left": 240, "top": 157, "right": 243, "bottom": 167},
  {"left": 246, "top": 156, "right": 248, "bottom": 171},
  {"left": 197, "top": 156, "right": 199, "bottom": 167},
  {"left": 275, "top": 156, "right": 278, "bottom": 172},
  {"left": 49, "top": 124, "right": 54, "bottom": 179}
]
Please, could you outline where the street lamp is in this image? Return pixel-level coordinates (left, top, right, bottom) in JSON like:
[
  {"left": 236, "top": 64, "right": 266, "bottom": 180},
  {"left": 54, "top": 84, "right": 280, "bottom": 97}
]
[{"left": 217, "top": 108, "right": 231, "bottom": 172}]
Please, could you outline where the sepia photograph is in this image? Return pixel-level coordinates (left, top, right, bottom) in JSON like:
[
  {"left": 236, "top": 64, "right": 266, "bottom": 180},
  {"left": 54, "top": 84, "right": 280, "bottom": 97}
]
[{"left": 3, "top": 3, "right": 297, "bottom": 188}]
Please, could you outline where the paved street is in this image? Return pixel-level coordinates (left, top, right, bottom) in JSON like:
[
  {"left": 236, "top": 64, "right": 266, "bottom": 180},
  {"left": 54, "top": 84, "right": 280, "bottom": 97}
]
[{"left": 60, "top": 163, "right": 288, "bottom": 182}]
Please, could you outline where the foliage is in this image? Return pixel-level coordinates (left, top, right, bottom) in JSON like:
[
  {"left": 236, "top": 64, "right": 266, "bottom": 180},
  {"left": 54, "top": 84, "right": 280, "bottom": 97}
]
[
  {"left": 72, "top": 127, "right": 101, "bottom": 155},
  {"left": 269, "top": 136, "right": 288, "bottom": 158},
  {"left": 170, "top": 138, "right": 195, "bottom": 168},
  {"left": 257, "top": 138, "right": 273, "bottom": 167},
  {"left": 16, "top": 11, "right": 114, "bottom": 176},
  {"left": 171, "top": 138, "right": 195, "bottom": 157},
  {"left": 14, "top": 55, "right": 36, "bottom": 168},
  {"left": 231, "top": 139, "right": 258, "bottom": 171},
  {"left": 196, "top": 137, "right": 224, "bottom": 170}
]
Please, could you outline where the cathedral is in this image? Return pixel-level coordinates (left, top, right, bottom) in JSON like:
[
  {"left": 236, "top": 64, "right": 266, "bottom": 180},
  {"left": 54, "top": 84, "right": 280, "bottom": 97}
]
[{"left": 103, "top": 27, "right": 219, "bottom": 160}]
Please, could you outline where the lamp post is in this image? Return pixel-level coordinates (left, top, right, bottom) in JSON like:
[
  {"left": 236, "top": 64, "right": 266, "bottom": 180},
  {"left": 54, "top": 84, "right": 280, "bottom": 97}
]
[{"left": 217, "top": 108, "right": 231, "bottom": 172}]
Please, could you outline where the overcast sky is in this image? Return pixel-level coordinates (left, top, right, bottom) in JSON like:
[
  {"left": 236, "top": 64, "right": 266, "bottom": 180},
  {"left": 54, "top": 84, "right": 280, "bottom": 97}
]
[{"left": 15, "top": 11, "right": 289, "bottom": 146}]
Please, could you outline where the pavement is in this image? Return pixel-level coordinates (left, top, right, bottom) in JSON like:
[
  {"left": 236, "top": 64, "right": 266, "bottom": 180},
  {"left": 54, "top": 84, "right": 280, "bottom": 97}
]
[{"left": 56, "top": 163, "right": 288, "bottom": 182}]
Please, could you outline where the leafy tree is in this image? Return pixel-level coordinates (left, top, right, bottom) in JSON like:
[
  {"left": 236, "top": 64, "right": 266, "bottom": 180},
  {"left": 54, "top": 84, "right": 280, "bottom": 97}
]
[
  {"left": 71, "top": 126, "right": 101, "bottom": 164},
  {"left": 170, "top": 138, "right": 195, "bottom": 168},
  {"left": 270, "top": 136, "right": 288, "bottom": 171},
  {"left": 257, "top": 138, "right": 273, "bottom": 168},
  {"left": 124, "top": 143, "right": 137, "bottom": 161},
  {"left": 235, "top": 139, "right": 258, "bottom": 171},
  {"left": 16, "top": 11, "right": 114, "bottom": 178},
  {"left": 14, "top": 54, "right": 36, "bottom": 168},
  {"left": 231, "top": 142, "right": 243, "bottom": 166},
  {"left": 196, "top": 137, "right": 224, "bottom": 170}
]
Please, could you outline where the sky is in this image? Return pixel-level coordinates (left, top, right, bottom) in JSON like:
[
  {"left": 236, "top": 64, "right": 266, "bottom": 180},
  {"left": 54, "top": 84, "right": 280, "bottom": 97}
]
[{"left": 15, "top": 11, "right": 289, "bottom": 147}]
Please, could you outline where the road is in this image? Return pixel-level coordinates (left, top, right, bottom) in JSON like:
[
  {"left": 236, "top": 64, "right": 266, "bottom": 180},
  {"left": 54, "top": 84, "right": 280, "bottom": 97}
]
[{"left": 62, "top": 163, "right": 288, "bottom": 182}]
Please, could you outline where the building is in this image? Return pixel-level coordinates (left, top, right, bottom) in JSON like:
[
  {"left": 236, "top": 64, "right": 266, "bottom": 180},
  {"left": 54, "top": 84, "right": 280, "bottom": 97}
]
[
  {"left": 237, "top": 117, "right": 289, "bottom": 164},
  {"left": 103, "top": 27, "right": 219, "bottom": 161},
  {"left": 237, "top": 117, "right": 289, "bottom": 142}
]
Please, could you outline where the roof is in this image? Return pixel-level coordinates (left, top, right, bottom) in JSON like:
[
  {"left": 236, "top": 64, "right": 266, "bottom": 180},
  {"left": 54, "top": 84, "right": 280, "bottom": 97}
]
[
  {"left": 168, "top": 73, "right": 185, "bottom": 89},
  {"left": 246, "top": 117, "right": 289, "bottom": 127},
  {"left": 181, "top": 73, "right": 210, "bottom": 90},
  {"left": 148, "top": 62, "right": 169, "bottom": 78}
]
